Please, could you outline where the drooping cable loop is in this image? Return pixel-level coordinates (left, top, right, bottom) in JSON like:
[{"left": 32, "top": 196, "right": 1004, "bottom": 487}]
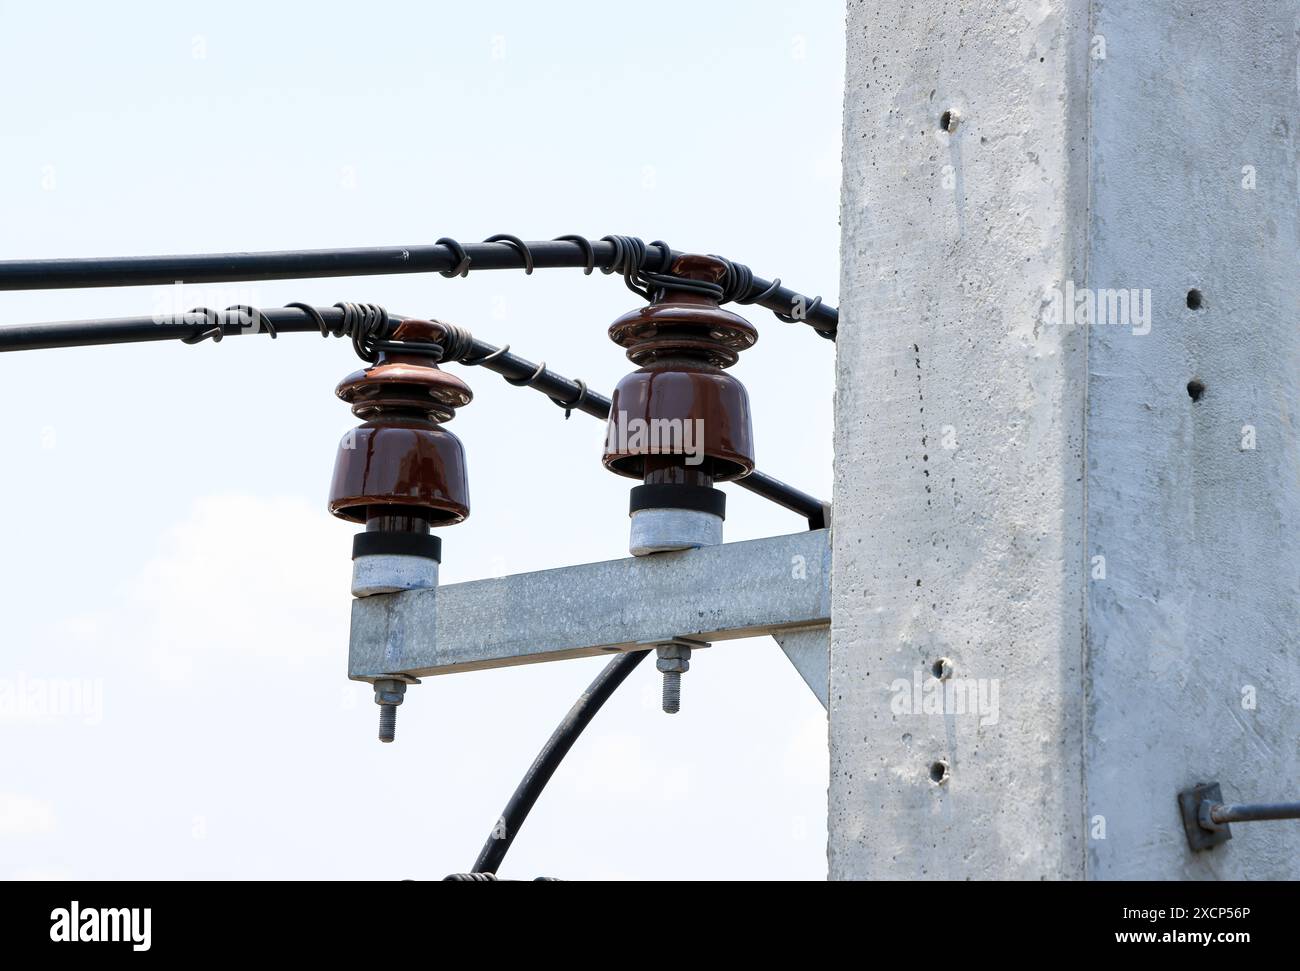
[{"left": 470, "top": 648, "right": 652, "bottom": 876}]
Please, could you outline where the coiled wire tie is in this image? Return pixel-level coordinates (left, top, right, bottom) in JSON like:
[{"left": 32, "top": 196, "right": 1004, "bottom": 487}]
[
  {"left": 460, "top": 343, "right": 510, "bottom": 368},
  {"left": 484, "top": 234, "right": 534, "bottom": 274},
  {"left": 181, "top": 304, "right": 278, "bottom": 344},
  {"left": 553, "top": 234, "right": 595, "bottom": 274},
  {"left": 436, "top": 237, "right": 472, "bottom": 278},
  {"left": 504, "top": 359, "right": 547, "bottom": 387},
  {"left": 549, "top": 378, "right": 587, "bottom": 419},
  {"left": 466, "top": 346, "right": 587, "bottom": 419}
]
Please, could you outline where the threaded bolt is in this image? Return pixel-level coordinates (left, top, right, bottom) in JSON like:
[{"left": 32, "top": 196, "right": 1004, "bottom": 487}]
[
  {"left": 654, "top": 642, "right": 692, "bottom": 715},
  {"left": 373, "top": 678, "right": 408, "bottom": 744},
  {"left": 378, "top": 704, "right": 398, "bottom": 743},
  {"left": 662, "top": 671, "right": 682, "bottom": 714}
]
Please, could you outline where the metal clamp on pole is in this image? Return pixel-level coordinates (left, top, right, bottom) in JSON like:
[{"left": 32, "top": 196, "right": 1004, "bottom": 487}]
[{"left": 1178, "top": 781, "right": 1300, "bottom": 851}]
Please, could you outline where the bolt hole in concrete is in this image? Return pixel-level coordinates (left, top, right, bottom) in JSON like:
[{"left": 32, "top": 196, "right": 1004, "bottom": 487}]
[
  {"left": 939, "top": 110, "right": 954, "bottom": 132},
  {"left": 1186, "top": 288, "right": 1203, "bottom": 310},
  {"left": 931, "top": 657, "right": 953, "bottom": 680},
  {"left": 1187, "top": 379, "right": 1206, "bottom": 402},
  {"left": 929, "top": 760, "right": 950, "bottom": 784}
]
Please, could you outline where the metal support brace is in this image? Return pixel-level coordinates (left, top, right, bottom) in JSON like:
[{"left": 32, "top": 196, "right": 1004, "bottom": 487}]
[
  {"left": 1178, "top": 781, "right": 1300, "bottom": 851},
  {"left": 772, "top": 626, "right": 829, "bottom": 710},
  {"left": 348, "top": 529, "right": 831, "bottom": 690}
]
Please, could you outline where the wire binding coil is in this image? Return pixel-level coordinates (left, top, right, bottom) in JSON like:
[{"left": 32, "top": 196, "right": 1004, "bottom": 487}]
[
  {"left": 459, "top": 340, "right": 588, "bottom": 419},
  {"left": 460, "top": 343, "right": 510, "bottom": 368},
  {"left": 328, "top": 301, "right": 392, "bottom": 362},
  {"left": 422, "top": 233, "right": 830, "bottom": 336},
  {"left": 180, "top": 304, "right": 278, "bottom": 344},
  {"left": 553, "top": 234, "right": 595, "bottom": 274},
  {"left": 504, "top": 359, "right": 546, "bottom": 387},
  {"left": 550, "top": 378, "right": 587, "bottom": 419},
  {"left": 436, "top": 237, "right": 471, "bottom": 278},
  {"left": 483, "top": 234, "right": 534, "bottom": 274}
]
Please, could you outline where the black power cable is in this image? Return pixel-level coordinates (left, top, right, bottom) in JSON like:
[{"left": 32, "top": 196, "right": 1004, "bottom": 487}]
[
  {"left": 472, "top": 649, "right": 650, "bottom": 876},
  {"left": 0, "top": 234, "right": 838, "bottom": 338}
]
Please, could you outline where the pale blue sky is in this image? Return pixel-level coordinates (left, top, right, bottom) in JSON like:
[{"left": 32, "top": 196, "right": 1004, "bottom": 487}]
[{"left": 0, "top": 0, "right": 843, "bottom": 879}]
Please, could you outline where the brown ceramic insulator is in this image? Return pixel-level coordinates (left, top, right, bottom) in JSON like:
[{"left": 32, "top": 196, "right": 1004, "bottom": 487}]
[
  {"left": 328, "top": 319, "right": 473, "bottom": 525},
  {"left": 603, "top": 255, "right": 757, "bottom": 482},
  {"left": 604, "top": 366, "right": 755, "bottom": 481},
  {"left": 607, "top": 254, "right": 758, "bottom": 368}
]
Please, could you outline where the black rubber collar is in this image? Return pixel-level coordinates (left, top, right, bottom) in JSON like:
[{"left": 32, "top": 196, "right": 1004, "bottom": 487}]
[
  {"left": 629, "top": 484, "right": 726, "bottom": 520},
  {"left": 352, "top": 531, "right": 443, "bottom": 562}
]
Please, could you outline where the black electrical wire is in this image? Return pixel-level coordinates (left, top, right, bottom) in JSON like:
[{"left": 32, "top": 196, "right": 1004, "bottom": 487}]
[
  {"left": 0, "top": 303, "right": 830, "bottom": 527},
  {"left": 472, "top": 649, "right": 651, "bottom": 876},
  {"left": 0, "top": 304, "right": 355, "bottom": 351},
  {"left": 450, "top": 333, "right": 829, "bottom": 529},
  {"left": 0, "top": 234, "right": 838, "bottom": 338}
]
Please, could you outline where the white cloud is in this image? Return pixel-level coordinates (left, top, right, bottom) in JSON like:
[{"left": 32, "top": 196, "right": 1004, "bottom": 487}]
[{"left": 129, "top": 495, "right": 351, "bottom": 681}]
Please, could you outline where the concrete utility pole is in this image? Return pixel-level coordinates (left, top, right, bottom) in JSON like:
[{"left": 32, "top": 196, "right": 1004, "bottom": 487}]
[{"left": 832, "top": 0, "right": 1300, "bottom": 878}]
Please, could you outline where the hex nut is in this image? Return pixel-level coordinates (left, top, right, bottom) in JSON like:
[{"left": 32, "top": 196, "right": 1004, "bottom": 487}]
[
  {"left": 373, "top": 679, "right": 408, "bottom": 706},
  {"left": 655, "top": 643, "right": 693, "bottom": 661}
]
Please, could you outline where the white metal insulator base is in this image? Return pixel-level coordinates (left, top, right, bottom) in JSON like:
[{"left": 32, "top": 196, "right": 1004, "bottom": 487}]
[
  {"left": 351, "top": 554, "right": 439, "bottom": 598},
  {"left": 629, "top": 508, "right": 723, "bottom": 556}
]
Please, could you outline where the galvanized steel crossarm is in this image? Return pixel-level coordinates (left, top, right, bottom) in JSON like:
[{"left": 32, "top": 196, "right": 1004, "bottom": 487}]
[{"left": 348, "top": 528, "right": 832, "bottom": 680}]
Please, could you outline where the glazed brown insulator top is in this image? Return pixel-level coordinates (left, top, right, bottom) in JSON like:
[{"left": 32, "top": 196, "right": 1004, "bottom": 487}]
[
  {"left": 328, "top": 319, "right": 473, "bottom": 525},
  {"left": 603, "top": 254, "right": 757, "bottom": 482},
  {"left": 607, "top": 254, "right": 758, "bottom": 368}
]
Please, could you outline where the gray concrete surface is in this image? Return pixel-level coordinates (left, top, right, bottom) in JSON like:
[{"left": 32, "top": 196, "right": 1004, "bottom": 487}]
[{"left": 832, "top": 0, "right": 1299, "bottom": 879}]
